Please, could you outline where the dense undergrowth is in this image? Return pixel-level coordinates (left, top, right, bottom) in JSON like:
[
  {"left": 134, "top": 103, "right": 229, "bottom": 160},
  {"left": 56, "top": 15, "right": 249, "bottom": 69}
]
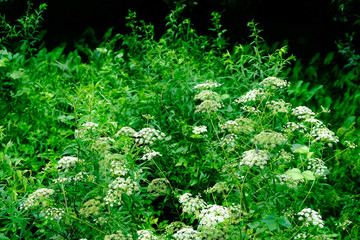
[{"left": 1, "top": 3, "right": 360, "bottom": 240}]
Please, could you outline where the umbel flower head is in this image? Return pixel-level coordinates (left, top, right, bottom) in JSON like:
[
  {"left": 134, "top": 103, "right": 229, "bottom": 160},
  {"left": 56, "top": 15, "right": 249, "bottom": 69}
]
[{"left": 240, "top": 149, "right": 269, "bottom": 169}]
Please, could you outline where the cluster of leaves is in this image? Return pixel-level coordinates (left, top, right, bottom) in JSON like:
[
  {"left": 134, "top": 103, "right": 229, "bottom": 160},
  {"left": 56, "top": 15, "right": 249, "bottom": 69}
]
[{"left": 0, "top": 3, "right": 359, "bottom": 240}]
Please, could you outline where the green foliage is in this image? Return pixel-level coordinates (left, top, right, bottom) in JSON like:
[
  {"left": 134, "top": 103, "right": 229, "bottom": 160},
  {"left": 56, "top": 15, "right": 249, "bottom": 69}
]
[{"left": 0, "top": 3, "right": 359, "bottom": 240}]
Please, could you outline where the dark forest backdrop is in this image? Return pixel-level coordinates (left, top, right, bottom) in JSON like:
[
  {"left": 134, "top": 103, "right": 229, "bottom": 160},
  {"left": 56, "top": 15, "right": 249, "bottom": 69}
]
[{"left": 1, "top": 0, "right": 357, "bottom": 62}]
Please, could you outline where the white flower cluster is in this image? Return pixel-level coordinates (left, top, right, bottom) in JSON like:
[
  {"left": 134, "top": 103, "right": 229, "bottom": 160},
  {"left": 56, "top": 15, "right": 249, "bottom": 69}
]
[
  {"left": 277, "top": 174, "right": 304, "bottom": 188},
  {"left": 194, "top": 90, "right": 220, "bottom": 101},
  {"left": 336, "top": 219, "right": 352, "bottom": 230},
  {"left": 294, "top": 233, "right": 309, "bottom": 239},
  {"left": 219, "top": 117, "right": 255, "bottom": 134},
  {"left": 137, "top": 230, "right": 158, "bottom": 240},
  {"left": 75, "top": 122, "right": 99, "bottom": 139},
  {"left": 240, "top": 106, "right": 261, "bottom": 114},
  {"left": 307, "top": 158, "right": 328, "bottom": 178},
  {"left": 344, "top": 140, "right": 357, "bottom": 149},
  {"left": 291, "top": 106, "right": 315, "bottom": 119},
  {"left": 179, "top": 193, "right": 206, "bottom": 218},
  {"left": 109, "top": 161, "right": 129, "bottom": 176},
  {"left": 198, "top": 205, "right": 230, "bottom": 229},
  {"left": 192, "top": 125, "right": 207, "bottom": 135},
  {"left": 266, "top": 99, "right": 292, "bottom": 114},
  {"left": 194, "top": 80, "right": 222, "bottom": 90},
  {"left": 21, "top": 188, "right": 55, "bottom": 210},
  {"left": 57, "top": 156, "right": 83, "bottom": 172},
  {"left": 297, "top": 208, "right": 324, "bottom": 228},
  {"left": 134, "top": 128, "right": 166, "bottom": 145},
  {"left": 240, "top": 149, "right": 269, "bottom": 169},
  {"left": 104, "top": 177, "right": 140, "bottom": 207},
  {"left": 115, "top": 126, "right": 137, "bottom": 137},
  {"left": 311, "top": 127, "right": 339, "bottom": 144},
  {"left": 53, "top": 172, "right": 95, "bottom": 184},
  {"left": 173, "top": 228, "right": 199, "bottom": 240},
  {"left": 141, "top": 151, "right": 162, "bottom": 161},
  {"left": 260, "top": 77, "right": 290, "bottom": 89},
  {"left": 194, "top": 100, "right": 223, "bottom": 113},
  {"left": 284, "top": 122, "right": 307, "bottom": 134},
  {"left": 93, "top": 137, "right": 115, "bottom": 150},
  {"left": 219, "top": 134, "right": 238, "bottom": 149},
  {"left": 234, "top": 89, "right": 266, "bottom": 104},
  {"left": 252, "top": 131, "right": 287, "bottom": 149},
  {"left": 42, "top": 207, "right": 65, "bottom": 221}
]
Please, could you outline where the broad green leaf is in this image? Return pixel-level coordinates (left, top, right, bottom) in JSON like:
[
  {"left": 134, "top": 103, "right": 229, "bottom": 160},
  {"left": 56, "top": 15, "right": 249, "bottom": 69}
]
[
  {"left": 302, "top": 170, "right": 316, "bottom": 180},
  {"left": 278, "top": 216, "right": 291, "bottom": 227},
  {"left": 261, "top": 214, "right": 279, "bottom": 231},
  {"left": 247, "top": 221, "right": 260, "bottom": 229},
  {"left": 291, "top": 144, "right": 309, "bottom": 154},
  {"left": 285, "top": 168, "right": 304, "bottom": 180}
]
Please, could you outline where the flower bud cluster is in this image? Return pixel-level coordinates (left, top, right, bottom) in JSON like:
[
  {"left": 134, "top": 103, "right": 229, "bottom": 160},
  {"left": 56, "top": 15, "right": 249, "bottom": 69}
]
[
  {"left": 75, "top": 122, "right": 99, "bottom": 139},
  {"left": 297, "top": 208, "right": 324, "bottom": 228},
  {"left": 291, "top": 106, "right": 315, "bottom": 119},
  {"left": 57, "top": 156, "right": 83, "bottom": 172},
  {"left": 198, "top": 205, "right": 230, "bottom": 229},
  {"left": 194, "top": 100, "right": 223, "bottom": 113},
  {"left": 194, "top": 90, "right": 220, "bottom": 101},
  {"left": 194, "top": 80, "right": 222, "bottom": 90},
  {"left": 277, "top": 174, "right": 304, "bottom": 188},
  {"left": 219, "top": 117, "right": 255, "bottom": 134},
  {"left": 192, "top": 125, "right": 207, "bottom": 135},
  {"left": 104, "top": 177, "right": 140, "bottom": 207},
  {"left": 240, "top": 149, "right": 269, "bottom": 169},
  {"left": 219, "top": 134, "right": 238, "bottom": 149},
  {"left": 141, "top": 151, "right": 162, "bottom": 161},
  {"left": 173, "top": 228, "right": 199, "bottom": 240},
  {"left": 42, "top": 207, "right": 65, "bottom": 221},
  {"left": 134, "top": 128, "right": 166, "bottom": 145},
  {"left": 234, "top": 88, "right": 266, "bottom": 104},
  {"left": 252, "top": 131, "right": 287, "bottom": 149},
  {"left": 260, "top": 77, "right": 290, "bottom": 89},
  {"left": 266, "top": 99, "right": 291, "bottom": 114},
  {"left": 307, "top": 158, "right": 328, "bottom": 178},
  {"left": 137, "top": 230, "right": 158, "bottom": 240},
  {"left": 21, "top": 188, "right": 55, "bottom": 210},
  {"left": 179, "top": 193, "right": 206, "bottom": 218}
]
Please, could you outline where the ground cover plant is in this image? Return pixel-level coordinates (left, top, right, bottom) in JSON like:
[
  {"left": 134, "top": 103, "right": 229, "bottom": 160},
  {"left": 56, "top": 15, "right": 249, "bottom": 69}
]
[{"left": 1, "top": 3, "right": 359, "bottom": 239}]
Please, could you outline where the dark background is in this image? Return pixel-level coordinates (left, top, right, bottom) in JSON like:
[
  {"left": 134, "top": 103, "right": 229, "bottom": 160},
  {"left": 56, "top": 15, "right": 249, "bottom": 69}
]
[{"left": 0, "top": 0, "right": 354, "bottom": 62}]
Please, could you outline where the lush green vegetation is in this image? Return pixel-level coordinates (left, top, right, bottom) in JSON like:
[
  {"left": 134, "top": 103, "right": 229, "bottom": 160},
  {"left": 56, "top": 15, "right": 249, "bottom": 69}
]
[{"left": 1, "top": 3, "right": 359, "bottom": 240}]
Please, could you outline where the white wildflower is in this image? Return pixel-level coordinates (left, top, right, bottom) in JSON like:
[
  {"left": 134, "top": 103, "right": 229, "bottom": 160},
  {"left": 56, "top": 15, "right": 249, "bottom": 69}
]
[
  {"left": 179, "top": 193, "right": 206, "bottom": 218},
  {"left": 173, "top": 228, "right": 199, "bottom": 240},
  {"left": 42, "top": 207, "right": 65, "bottom": 221},
  {"left": 291, "top": 106, "right": 315, "bottom": 119},
  {"left": 20, "top": 188, "right": 55, "bottom": 210},
  {"left": 104, "top": 177, "right": 140, "bottom": 207},
  {"left": 194, "top": 80, "right": 222, "bottom": 90},
  {"left": 195, "top": 100, "right": 223, "bottom": 113},
  {"left": 240, "top": 149, "right": 269, "bottom": 169},
  {"left": 266, "top": 99, "right": 292, "bottom": 114},
  {"left": 57, "top": 156, "right": 83, "bottom": 172},
  {"left": 198, "top": 205, "right": 230, "bottom": 229},
  {"left": 297, "top": 208, "right": 324, "bottom": 228},
  {"left": 311, "top": 127, "right": 339, "bottom": 144},
  {"left": 194, "top": 90, "right": 220, "bottom": 101},
  {"left": 192, "top": 126, "right": 207, "bottom": 135},
  {"left": 115, "top": 126, "right": 136, "bottom": 137},
  {"left": 141, "top": 151, "right": 162, "bottom": 161},
  {"left": 137, "top": 230, "right": 158, "bottom": 240},
  {"left": 234, "top": 88, "right": 266, "bottom": 104},
  {"left": 260, "top": 77, "right": 290, "bottom": 89},
  {"left": 307, "top": 158, "right": 329, "bottom": 178},
  {"left": 134, "top": 128, "right": 166, "bottom": 145}
]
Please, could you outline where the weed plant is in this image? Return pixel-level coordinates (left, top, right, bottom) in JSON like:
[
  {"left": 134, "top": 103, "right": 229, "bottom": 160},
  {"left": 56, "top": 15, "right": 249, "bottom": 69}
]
[{"left": 0, "top": 3, "right": 359, "bottom": 240}]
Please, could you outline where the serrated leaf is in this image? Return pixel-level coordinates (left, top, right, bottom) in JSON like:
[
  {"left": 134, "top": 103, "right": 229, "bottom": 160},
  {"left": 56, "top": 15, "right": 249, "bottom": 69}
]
[
  {"left": 291, "top": 144, "right": 309, "bottom": 154},
  {"left": 302, "top": 170, "right": 316, "bottom": 180},
  {"left": 278, "top": 216, "right": 291, "bottom": 227},
  {"left": 285, "top": 168, "right": 304, "bottom": 180},
  {"left": 247, "top": 221, "right": 260, "bottom": 229}
]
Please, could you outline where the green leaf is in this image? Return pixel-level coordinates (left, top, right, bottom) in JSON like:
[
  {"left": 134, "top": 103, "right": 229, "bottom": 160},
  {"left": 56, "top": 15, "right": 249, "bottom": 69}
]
[
  {"left": 302, "top": 170, "right": 316, "bottom": 180},
  {"left": 285, "top": 168, "right": 304, "bottom": 180},
  {"left": 291, "top": 144, "right": 309, "bottom": 154},
  {"left": 261, "top": 214, "right": 278, "bottom": 231},
  {"left": 247, "top": 221, "right": 260, "bottom": 229},
  {"left": 221, "top": 94, "right": 230, "bottom": 100},
  {"left": 278, "top": 216, "right": 291, "bottom": 227}
]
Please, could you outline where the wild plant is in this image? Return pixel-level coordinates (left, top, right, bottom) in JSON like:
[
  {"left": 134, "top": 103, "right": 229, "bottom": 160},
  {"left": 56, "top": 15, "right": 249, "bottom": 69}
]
[{"left": 2, "top": 4, "right": 359, "bottom": 240}]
